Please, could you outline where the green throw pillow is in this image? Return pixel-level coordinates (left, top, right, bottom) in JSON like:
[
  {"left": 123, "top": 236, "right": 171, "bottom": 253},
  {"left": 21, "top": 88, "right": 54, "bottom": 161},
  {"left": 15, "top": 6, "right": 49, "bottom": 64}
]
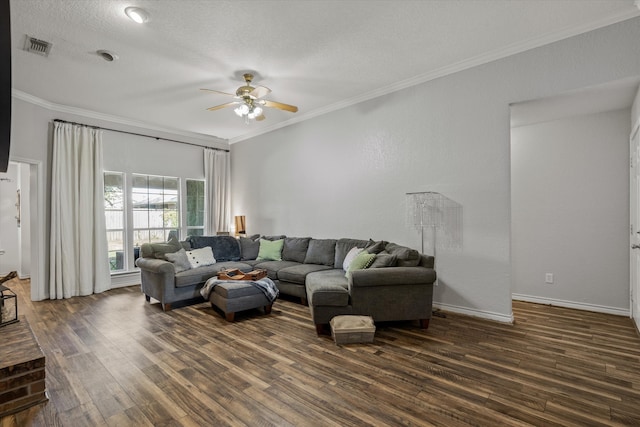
[
  {"left": 345, "top": 251, "right": 376, "bottom": 277},
  {"left": 257, "top": 238, "right": 284, "bottom": 261}
]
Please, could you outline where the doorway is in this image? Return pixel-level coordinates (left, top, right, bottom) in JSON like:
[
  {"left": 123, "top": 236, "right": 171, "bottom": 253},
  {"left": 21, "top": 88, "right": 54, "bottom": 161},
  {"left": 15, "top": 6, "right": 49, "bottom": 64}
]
[
  {"left": 0, "top": 158, "right": 45, "bottom": 301},
  {"left": 510, "top": 78, "right": 638, "bottom": 316}
]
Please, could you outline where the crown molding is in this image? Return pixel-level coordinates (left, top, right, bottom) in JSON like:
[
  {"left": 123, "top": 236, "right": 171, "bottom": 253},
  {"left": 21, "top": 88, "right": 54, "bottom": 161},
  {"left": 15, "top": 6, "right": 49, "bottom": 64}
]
[
  {"left": 230, "top": 11, "right": 640, "bottom": 144},
  {"left": 12, "top": 89, "right": 229, "bottom": 145}
]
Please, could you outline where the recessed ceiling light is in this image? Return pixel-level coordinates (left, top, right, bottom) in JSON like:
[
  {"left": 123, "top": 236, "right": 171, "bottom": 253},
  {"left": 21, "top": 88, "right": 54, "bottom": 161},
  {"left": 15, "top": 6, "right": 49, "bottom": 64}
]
[{"left": 124, "top": 7, "right": 150, "bottom": 24}]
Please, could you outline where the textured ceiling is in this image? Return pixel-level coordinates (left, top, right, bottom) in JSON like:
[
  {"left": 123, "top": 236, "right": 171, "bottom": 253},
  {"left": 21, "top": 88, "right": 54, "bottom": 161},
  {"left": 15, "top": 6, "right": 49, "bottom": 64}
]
[{"left": 9, "top": 0, "right": 640, "bottom": 143}]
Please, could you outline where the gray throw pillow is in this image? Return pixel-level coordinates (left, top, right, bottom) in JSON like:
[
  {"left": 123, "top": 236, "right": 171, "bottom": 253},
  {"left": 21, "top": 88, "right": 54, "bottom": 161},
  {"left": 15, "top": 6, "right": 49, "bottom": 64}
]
[
  {"left": 240, "top": 235, "right": 261, "bottom": 260},
  {"left": 369, "top": 253, "right": 398, "bottom": 268},
  {"left": 282, "top": 237, "right": 311, "bottom": 263},
  {"left": 334, "top": 238, "right": 369, "bottom": 267},
  {"left": 148, "top": 236, "right": 182, "bottom": 259},
  {"left": 262, "top": 235, "right": 286, "bottom": 241},
  {"left": 164, "top": 248, "right": 191, "bottom": 273},
  {"left": 303, "top": 239, "right": 337, "bottom": 266},
  {"left": 365, "top": 239, "right": 387, "bottom": 254},
  {"left": 384, "top": 243, "right": 420, "bottom": 267}
]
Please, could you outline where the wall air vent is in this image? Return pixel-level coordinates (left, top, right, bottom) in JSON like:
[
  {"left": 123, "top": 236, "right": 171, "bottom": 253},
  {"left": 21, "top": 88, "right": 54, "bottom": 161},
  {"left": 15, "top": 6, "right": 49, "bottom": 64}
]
[{"left": 24, "top": 36, "right": 52, "bottom": 57}]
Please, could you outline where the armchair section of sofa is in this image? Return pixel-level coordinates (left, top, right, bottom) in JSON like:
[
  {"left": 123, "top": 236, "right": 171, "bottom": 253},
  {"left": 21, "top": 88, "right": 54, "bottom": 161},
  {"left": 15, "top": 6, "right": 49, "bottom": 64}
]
[
  {"left": 136, "top": 235, "right": 254, "bottom": 311},
  {"left": 305, "top": 252, "right": 436, "bottom": 334}
]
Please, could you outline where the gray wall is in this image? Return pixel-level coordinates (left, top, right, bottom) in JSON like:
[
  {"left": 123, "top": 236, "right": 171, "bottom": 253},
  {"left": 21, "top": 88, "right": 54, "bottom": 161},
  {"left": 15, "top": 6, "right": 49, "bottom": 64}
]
[
  {"left": 511, "top": 108, "right": 630, "bottom": 313},
  {"left": 231, "top": 18, "right": 640, "bottom": 321}
]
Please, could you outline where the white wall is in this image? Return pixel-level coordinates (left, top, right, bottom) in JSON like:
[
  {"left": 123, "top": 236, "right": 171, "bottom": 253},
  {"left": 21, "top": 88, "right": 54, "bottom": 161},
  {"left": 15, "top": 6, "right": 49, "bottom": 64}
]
[
  {"left": 511, "top": 109, "right": 630, "bottom": 313},
  {"left": 231, "top": 17, "right": 640, "bottom": 321},
  {"left": 0, "top": 162, "right": 19, "bottom": 275},
  {"left": 8, "top": 96, "right": 228, "bottom": 299}
]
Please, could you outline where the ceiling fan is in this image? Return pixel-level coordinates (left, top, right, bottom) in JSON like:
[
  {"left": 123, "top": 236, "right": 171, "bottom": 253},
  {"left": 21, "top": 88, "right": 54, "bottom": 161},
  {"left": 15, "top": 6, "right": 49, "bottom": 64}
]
[{"left": 201, "top": 73, "right": 298, "bottom": 123}]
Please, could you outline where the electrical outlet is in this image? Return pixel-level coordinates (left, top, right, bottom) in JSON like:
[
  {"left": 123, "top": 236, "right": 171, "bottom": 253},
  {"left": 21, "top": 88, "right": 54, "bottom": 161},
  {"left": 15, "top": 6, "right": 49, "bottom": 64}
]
[{"left": 545, "top": 273, "right": 554, "bottom": 284}]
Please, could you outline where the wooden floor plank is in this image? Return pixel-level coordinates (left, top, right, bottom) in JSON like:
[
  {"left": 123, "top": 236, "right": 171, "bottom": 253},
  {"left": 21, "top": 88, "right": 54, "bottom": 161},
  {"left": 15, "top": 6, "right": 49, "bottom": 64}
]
[{"left": 2, "top": 280, "right": 640, "bottom": 426}]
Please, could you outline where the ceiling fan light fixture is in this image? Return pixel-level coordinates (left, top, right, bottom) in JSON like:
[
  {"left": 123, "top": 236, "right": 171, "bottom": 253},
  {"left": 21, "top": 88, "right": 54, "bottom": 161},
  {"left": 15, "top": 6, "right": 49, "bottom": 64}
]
[
  {"left": 125, "top": 7, "right": 150, "bottom": 24},
  {"left": 249, "top": 106, "right": 263, "bottom": 118},
  {"left": 234, "top": 103, "right": 250, "bottom": 117}
]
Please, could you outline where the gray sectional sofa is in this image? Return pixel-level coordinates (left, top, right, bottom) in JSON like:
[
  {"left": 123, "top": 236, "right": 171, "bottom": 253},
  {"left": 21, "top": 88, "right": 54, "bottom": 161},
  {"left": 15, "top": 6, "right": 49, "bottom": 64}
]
[{"left": 135, "top": 234, "right": 436, "bottom": 333}]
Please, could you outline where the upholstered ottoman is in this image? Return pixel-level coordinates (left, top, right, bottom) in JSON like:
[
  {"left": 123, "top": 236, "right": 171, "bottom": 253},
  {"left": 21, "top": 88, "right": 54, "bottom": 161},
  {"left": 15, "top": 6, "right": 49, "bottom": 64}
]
[{"left": 205, "top": 279, "right": 277, "bottom": 321}]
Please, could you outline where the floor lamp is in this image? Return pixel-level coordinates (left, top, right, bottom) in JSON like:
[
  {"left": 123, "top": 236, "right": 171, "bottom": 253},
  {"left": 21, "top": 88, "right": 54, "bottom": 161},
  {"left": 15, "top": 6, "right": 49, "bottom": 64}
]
[{"left": 406, "top": 192, "right": 462, "bottom": 259}]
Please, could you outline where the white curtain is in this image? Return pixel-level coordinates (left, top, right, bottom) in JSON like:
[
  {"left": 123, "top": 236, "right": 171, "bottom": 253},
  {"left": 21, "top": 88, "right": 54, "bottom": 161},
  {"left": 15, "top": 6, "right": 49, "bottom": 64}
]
[
  {"left": 49, "top": 122, "right": 111, "bottom": 299},
  {"left": 204, "top": 148, "right": 230, "bottom": 233}
]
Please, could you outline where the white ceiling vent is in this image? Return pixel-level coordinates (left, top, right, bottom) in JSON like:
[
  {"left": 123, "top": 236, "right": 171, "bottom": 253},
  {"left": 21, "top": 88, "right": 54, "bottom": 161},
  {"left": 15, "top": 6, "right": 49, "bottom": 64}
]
[{"left": 24, "top": 36, "right": 52, "bottom": 57}]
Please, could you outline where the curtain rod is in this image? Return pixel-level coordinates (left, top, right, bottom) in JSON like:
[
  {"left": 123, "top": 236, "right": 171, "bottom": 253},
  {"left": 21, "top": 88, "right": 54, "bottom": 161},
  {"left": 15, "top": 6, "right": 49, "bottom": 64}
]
[{"left": 53, "top": 119, "right": 229, "bottom": 152}]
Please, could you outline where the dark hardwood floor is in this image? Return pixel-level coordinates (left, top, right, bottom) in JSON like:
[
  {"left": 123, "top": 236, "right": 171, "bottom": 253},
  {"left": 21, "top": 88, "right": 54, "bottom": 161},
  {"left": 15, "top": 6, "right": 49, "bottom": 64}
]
[{"left": 2, "top": 277, "right": 640, "bottom": 426}]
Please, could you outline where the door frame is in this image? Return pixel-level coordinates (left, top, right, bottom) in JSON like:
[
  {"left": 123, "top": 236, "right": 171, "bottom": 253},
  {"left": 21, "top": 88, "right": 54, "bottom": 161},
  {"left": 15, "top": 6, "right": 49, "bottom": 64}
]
[{"left": 630, "top": 122, "right": 640, "bottom": 328}]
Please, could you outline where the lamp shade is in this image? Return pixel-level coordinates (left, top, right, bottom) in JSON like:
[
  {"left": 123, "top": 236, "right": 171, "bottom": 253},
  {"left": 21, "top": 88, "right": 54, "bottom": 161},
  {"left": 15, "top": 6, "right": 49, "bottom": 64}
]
[{"left": 234, "top": 215, "right": 246, "bottom": 236}]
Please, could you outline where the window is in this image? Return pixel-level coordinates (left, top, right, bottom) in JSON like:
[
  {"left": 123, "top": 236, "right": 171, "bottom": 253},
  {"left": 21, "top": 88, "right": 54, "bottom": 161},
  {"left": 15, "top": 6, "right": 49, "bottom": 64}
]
[
  {"left": 104, "top": 172, "right": 203, "bottom": 274},
  {"left": 186, "top": 179, "right": 205, "bottom": 237},
  {"left": 104, "top": 172, "right": 125, "bottom": 271},
  {"left": 132, "top": 174, "right": 179, "bottom": 246}
]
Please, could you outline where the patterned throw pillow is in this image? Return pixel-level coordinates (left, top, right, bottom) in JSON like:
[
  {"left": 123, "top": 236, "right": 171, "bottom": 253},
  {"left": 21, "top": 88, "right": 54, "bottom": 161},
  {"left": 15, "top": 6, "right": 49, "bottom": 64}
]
[
  {"left": 345, "top": 251, "right": 376, "bottom": 277},
  {"left": 185, "top": 247, "right": 216, "bottom": 269}
]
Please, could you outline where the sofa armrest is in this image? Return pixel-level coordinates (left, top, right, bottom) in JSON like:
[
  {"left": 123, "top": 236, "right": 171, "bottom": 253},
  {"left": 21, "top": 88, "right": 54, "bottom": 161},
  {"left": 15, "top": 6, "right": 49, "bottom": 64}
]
[
  {"left": 135, "top": 257, "right": 175, "bottom": 274},
  {"left": 350, "top": 267, "right": 436, "bottom": 288}
]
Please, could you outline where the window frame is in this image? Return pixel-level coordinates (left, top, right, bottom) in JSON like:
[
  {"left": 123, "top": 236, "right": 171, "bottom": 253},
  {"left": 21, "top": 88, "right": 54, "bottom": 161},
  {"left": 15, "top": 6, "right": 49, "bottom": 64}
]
[{"left": 105, "top": 171, "right": 207, "bottom": 275}]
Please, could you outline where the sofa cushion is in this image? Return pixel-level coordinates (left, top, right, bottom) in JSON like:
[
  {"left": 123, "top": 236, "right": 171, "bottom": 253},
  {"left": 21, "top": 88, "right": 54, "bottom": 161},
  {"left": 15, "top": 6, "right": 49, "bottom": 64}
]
[
  {"left": 370, "top": 253, "right": 398, "bottom": 268},
  {"left": 173, "top": 261, "right": 253, "bottom": 288},
  {"left": 252, "top": 260, "right": 300, "bottom": 280},
  {"left": 334, "top": 238, "right": 368, "bottom": 268},
  {"left": 187, "top": 235, "right": 241, "bottom": 262},
  {"left": 174, "top": 265, "right": 219, "bottom": 288},
  {"left": 239, "top": 235, "right": 261, "bottom": 260},
  {"left": 384, "top": 243, "right": 420, "bottom": 267},
  {"left": 186, "top": 247, "right": 216, "bottom": 269},
  {"left": 257, "top": 238, "right": 284, "bottom": 261},
  {"left": 278, "top": 263, "right": 333, "bottom": 285},
  {"left": 141, "top": 236, "right": 182, "bottom": 259},
  {"left": 304, "top": 239, "right": 337, "bottom": 266},
  {"left": 282, "top": 237, "right": 311, "bottom": 263},
  {"left": 164, "top": 248, "right": 191, "bottom": 273},
  {"left": 306, "top": 270, "right": 349, "bottom": 307}
]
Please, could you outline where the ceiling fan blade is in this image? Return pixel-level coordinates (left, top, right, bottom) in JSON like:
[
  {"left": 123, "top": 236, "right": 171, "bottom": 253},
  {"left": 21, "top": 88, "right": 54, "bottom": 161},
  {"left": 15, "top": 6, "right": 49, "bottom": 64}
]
[
  {"left": 262, "top": 100, "right": 298, "bottom": 113},
  {"left": 256, "top": 113, "right": 266, "bottom": 121},
  {"left": 200, "top": 88, "right": 236, "bottom": 97},
  {"left": 206, "top": 101, "right": 238, "bottom": 111},
  {"left": 249, "top": 85, "right": 271, "bottom": 99}
]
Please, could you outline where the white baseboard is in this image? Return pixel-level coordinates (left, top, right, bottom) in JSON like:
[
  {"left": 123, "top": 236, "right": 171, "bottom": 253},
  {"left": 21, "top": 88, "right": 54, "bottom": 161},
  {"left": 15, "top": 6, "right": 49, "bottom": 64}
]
[
  {"left": 511, "top": 293, "right": 630, "bottom": 317},
  {"left": 110, "top": 271, "right": 141, "bottom": 289},
  {"left": 432, "top": 302, "right": 515, "bottom": 324}
]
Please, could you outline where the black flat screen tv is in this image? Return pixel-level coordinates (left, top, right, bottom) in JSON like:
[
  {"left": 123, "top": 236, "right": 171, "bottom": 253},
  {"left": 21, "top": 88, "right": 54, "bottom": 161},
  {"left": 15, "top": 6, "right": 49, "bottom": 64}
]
[{"left": 0, "top": 0, "right": 11, "bottom": 173}]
